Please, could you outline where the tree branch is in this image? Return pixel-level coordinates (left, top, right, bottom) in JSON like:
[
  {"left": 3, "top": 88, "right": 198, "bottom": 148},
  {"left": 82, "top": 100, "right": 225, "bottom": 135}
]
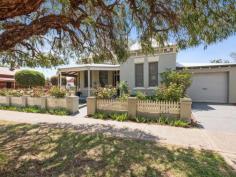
[{"left": 0, "top": 0, "right": 44, "bottom": 20}]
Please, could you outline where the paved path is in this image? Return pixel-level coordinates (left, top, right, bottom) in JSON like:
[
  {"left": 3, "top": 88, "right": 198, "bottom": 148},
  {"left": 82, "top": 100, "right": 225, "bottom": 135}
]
[{"left": 0, "top": 109, "right": 235, "bottom": 169}]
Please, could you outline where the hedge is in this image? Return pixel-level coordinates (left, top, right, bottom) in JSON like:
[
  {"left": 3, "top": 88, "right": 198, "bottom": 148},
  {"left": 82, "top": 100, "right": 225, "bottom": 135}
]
[{"left": 15, "top": 70, "right": 45, "bottom": 88}]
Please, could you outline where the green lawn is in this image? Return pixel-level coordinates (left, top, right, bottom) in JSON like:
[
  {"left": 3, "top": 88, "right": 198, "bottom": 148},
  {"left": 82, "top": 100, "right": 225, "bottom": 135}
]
[{"left": 0, "top": 121, "right": 235, "bottom": 177}]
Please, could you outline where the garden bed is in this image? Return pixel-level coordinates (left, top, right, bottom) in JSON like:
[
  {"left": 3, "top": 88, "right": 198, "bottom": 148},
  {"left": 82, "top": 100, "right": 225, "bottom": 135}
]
[
  {"left": 90, "top": 111, "right": 194, "bottom": 128},
  {"left": 0, "top": 105, "right": 70, "bottom": 115}
]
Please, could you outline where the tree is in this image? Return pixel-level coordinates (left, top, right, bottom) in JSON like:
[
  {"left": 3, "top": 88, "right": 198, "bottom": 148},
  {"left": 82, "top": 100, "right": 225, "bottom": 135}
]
[
  {"left": 0, "top": 0, "right": 236, "bottom": 67},
  {"left": 230, "top": 52, "right": 236, "bottom": 62},
  {"left": 210, "top": 59, "right": 230, "bottom": 63},
  {"left": 15, "top": 70, "right": 45, "bottom": 88},
  {"left": 50, "top": 76, "right": 67, "bottom": 86}
]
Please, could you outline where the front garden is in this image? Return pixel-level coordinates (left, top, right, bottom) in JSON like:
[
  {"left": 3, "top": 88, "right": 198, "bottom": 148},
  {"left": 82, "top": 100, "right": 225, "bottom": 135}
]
[
  {"left": 0, "top": 120, "right": 235, "bottom": 177},
  {"left": 89, "top": 70, "right": 193, "bottom": 127}
]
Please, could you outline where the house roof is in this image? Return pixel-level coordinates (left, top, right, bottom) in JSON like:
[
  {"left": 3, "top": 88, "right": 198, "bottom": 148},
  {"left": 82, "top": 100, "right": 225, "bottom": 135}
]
[
  {"left": 177, "top": 62, "right": 236, "bottom": 68},
  {"left": 0, "top": 67, "right": 18, "bottom": 76}
]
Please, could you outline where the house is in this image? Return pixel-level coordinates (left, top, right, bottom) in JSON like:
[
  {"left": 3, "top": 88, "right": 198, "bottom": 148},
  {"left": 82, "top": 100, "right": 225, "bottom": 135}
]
[
  {"left": 120, "top": 43, "right": 177, "bottom": 95},
  {"left": 0, "top": 67, "right": 17, "bottom": 89},
  {"left": 58, "top": 64, "right": 120, "bottom": 96},
  {"left": 57, "top": 43, "right": 236, "bottom": 104}
]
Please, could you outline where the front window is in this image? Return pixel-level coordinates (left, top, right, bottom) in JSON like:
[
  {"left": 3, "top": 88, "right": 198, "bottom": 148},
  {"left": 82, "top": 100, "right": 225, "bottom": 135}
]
[
  {"left": 135, "top": 63, "right": 144, "bottom": 87},
  {"left": 149, "top": 62, "right": 158, "bottom": 86},
  {"left": 99, "top": 71, "right": 108, "bottom": 87}
]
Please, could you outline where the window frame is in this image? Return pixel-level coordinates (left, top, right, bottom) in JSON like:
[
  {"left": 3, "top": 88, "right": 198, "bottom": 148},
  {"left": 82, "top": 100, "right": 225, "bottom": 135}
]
[
  {"left": 99, "top": 71, "right": 109, "bottom": 87},
  {"left": 135, "top": 63, "right": 144, "bottom": 87},
  {"left": 148, "top": 62, "right": 159, "bottom": 87}
]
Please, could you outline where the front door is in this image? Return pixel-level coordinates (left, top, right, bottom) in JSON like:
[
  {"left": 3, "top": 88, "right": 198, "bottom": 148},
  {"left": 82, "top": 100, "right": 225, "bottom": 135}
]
[
  {"left": 112, "top": 71, "right": 120, "bottom": 86},
  {"left": 6, "top": 82, "right": 12, "bottom": 88}
]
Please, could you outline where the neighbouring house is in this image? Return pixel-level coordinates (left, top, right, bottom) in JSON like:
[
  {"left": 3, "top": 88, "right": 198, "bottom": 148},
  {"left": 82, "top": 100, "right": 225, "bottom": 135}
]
[
  {"left": 0, "top": 67, "right": 18, "bottom": 89},
  {"left": 57, "top": 42, "right": 236, "bottom": 104}
]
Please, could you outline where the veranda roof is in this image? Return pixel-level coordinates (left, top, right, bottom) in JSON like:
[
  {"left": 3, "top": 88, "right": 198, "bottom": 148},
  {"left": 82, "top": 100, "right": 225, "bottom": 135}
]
[{"left": 58, "top": 64, "right": 120, "bottom": 77}]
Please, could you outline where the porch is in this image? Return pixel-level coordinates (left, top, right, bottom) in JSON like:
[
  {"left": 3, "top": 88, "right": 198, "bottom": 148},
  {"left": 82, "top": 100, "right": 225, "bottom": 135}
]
[{"left": 58, "top": 64, "right": 120, "bottom": 97}]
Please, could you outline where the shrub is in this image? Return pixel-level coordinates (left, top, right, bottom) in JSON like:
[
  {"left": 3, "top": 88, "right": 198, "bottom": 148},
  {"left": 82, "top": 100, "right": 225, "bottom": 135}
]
[
  {"left": 94, "top": 87, "right": 117, "bottom": 99},
  {"left": 118, "top": 94, "right": 129, "bottom": 101},
  {"left": 24, "top": 88, "right": 47, "bottom": 97},
  {"left": 93, "top": 112, "right": 128, "bottom": 121},
  {"left": 0, "top": 89, "right": 24, "bottom": 97},
  {"left": 48, "top": 108, "right": 70, "bottom": 115},
  {"left": 160, "top": 69, "right": 192, "bottom": 93},
  {"left": 158, "top": 116, "right": 190, "bottom": 128},
  {"left": 156, "top": 83, "right": 184, "bottom": 101},
  {"left": 110, "top": 113, "right": 128, "bottom": 121},
  {"left": 93, "top": 112, "right": 108, "bottom": 119},
  {"left": 50, "top": 76, "right": 67, "bottom": 86},
  {"left": 49, "top": 86, "right": 67, "bottom": 98},
  {"left": 119, "top": 81, "right": 129, "bottom": 96},
  {"left": 0, "top": 88, "right": 47, "bottom": 97},
  {"left": 15, "top": 70, "right": 45, "bottom": 88},
  {"left": 0, "top": 89, "right": 8, "bottom": 96},
  {"left": 136, "top": 91, "right": 146, "bottom": 100}
]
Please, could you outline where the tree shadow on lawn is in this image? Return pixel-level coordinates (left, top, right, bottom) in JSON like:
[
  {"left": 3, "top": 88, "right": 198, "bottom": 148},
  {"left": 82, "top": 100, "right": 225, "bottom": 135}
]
[{"left": 0, "top": 122, "right": 235, "bottom": 177}]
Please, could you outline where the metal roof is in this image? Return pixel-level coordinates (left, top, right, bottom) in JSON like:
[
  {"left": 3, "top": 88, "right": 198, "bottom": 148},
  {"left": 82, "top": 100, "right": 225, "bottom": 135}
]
[
  {"left": 0, "top": 67, "right": 18, "bottom": 76},
  {"left": 58, "top": 64, "right": 120, "bottom": 76},
  {"left": 176, "top": 62, "right": 236, "bottom": 68}
]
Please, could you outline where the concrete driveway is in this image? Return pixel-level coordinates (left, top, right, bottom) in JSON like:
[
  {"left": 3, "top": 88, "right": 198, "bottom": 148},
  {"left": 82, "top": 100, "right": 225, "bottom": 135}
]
[
  {"left": 192, "top": 103, "right": 236, "bottom": 134},
  {"left": 192, "top": 103, "right": 236, "bottom": 167}
]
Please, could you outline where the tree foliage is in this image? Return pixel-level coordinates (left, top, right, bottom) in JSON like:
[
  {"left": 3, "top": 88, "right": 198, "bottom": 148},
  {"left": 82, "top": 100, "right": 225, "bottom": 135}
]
[
  {"left": 15, "top": 70, "right": 45, "bottom": 87},
  {"left": 0, "top": 0, "right": 235, "bottom": 67},
  {"left": 210, "top": 59, "right": 230, "bottom": 63},
  {"left": 50, "top": 76, "right": 67, "bottom": 86}
]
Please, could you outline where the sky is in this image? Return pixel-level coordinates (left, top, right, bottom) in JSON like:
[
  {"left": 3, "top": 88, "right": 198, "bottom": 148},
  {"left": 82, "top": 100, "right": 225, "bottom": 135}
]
[{"left": 35, "top": 35, "right": 236, "bottom": 78}]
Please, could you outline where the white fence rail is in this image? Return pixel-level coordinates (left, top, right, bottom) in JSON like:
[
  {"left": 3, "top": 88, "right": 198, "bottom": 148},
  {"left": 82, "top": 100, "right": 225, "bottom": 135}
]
[{"left": 137, "top": 100, "right": 180, "bottom": 115}]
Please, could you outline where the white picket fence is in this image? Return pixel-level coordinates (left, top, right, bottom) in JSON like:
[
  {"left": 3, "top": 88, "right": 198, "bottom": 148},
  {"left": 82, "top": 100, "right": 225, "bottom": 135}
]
[
  {"left": 137, "top": 100, "right": 180, "bottom": 115},
  {"left": 97, "top": 99, "right": 128, "bottom": 112},
  {"left": 97, "top": 99, "right": 180, "bottom": 115}
]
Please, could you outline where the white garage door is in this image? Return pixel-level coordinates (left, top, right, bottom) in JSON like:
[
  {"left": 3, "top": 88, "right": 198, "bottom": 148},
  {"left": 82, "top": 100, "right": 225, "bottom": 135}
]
[{"left": 187, "top": 72, "right": 228, "bottom": 103}]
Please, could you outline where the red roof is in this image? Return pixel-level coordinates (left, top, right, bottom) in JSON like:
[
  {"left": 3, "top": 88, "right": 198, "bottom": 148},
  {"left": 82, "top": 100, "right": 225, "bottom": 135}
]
[{"left": 0, "top": 67, "right": 18, "bottom": 76}]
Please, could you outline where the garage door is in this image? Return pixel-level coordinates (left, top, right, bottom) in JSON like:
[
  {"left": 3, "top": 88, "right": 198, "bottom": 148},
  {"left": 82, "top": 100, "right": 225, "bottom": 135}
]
[{"left": 187, "top": 72, "right": 228, "bottom": 103}]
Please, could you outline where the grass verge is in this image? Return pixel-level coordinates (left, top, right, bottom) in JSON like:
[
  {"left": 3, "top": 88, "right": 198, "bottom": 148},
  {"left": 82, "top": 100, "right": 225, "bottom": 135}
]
[{"left": 0, "top": 120, "right": 235, "bottom": 177}]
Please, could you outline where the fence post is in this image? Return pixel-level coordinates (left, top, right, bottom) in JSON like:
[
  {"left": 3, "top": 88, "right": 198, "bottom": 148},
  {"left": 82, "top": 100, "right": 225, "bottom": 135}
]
[
  {"left": 180, "top": 98, "right": 192, "bottom": 120},
  {"left": 40, "top": 96, "right": 47, "bottom": 110},
  {"left": 21, "top": 96, "right": 28, "bottom": 107},
  {"left": 6, "top": 96, "right": 11, "bottom": 106},
  {"left": 87, "top": 96, "right": 96, "bottom": 115},
  {"left": 128, "top": 97, "right": 137, "bottom": 118},
  {"left": 66, "top": 96, "right": 79, "bottom": 114}
]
